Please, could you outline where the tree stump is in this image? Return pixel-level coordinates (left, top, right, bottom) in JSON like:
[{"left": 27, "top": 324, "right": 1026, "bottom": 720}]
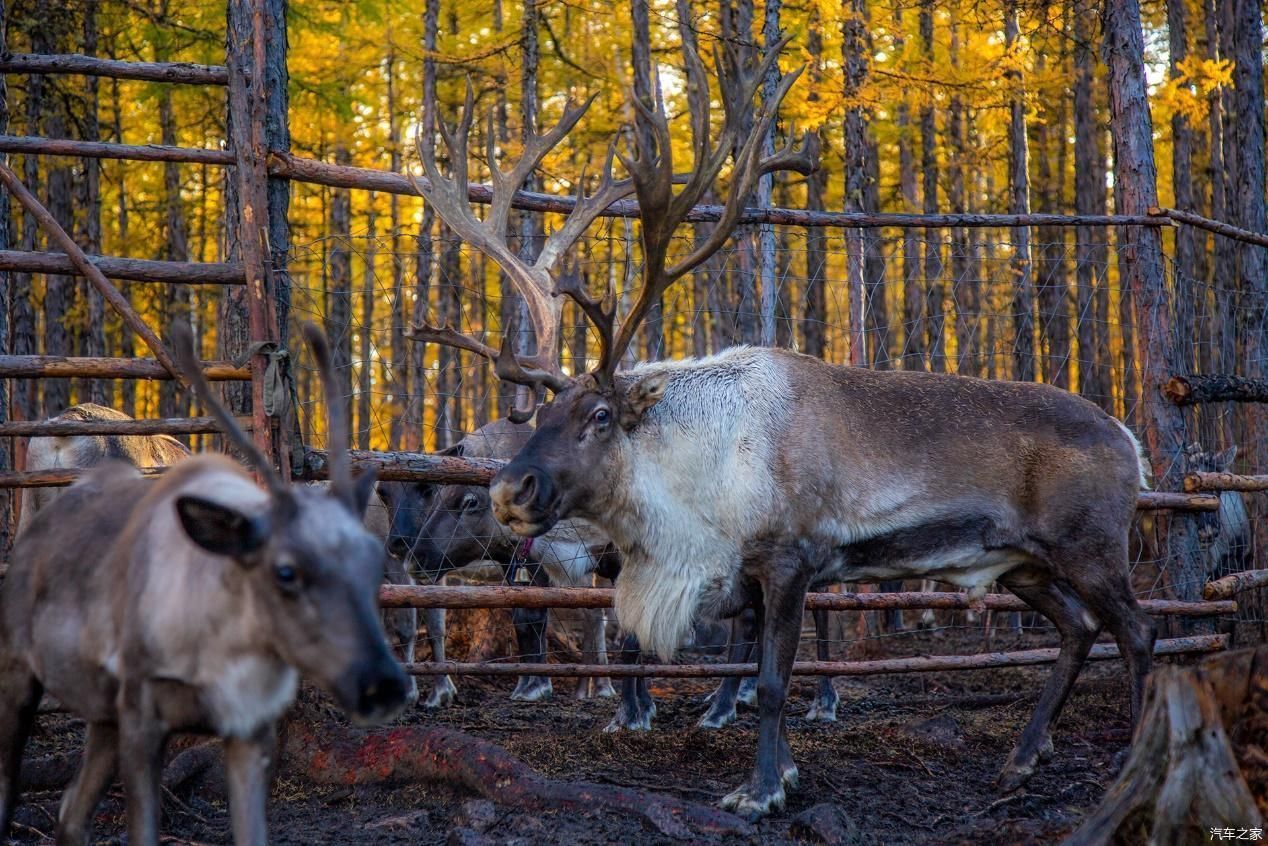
[{"left": 1067, "top": 647, "right": 1268, "bottom": 845}]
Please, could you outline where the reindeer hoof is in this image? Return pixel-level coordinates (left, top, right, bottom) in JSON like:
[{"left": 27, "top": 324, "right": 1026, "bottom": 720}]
[
  {"left": 805, "top": 693, "right": 839, "bottom": 722},
  {"left": 1037, "top": 735, "right": 1055, "bottom": 763},
  {"left": 402, "top": 677, "right": 420, "bottom": 708},
  {"left": 573, "top": 678, "right": 617, "bottom": 700},
  {"left": 737, "top": 677, "right": 758, "bottom": 707},
  {"left": 697, "top": 705, "right": 737, "bottom": 730},
  {"left": 595, "top": 680, "right": 617, "bottom": 699},
  {"left": 604, "top": 708, "right": 654, "bottom": 733},
  {"left": 510, "top": 677, "right": 553, "bottom": 702},
  {"left": 422, "top": 676, "right": 457, "bottom": 709},
  {"left": 721, "top": 782, "right": 786, "bottom": 820},
  {"left": 780, "top": 762, "right": 800, "bottom": 790}
]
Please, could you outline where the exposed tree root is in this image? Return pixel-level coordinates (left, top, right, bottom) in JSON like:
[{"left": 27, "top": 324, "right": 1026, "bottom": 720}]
[
  {"left": 1067, "top": 646, "right": 1266, "bottom": 845},
  {"left": 282, "top": 723, "right": 753, "bottom": 840}
]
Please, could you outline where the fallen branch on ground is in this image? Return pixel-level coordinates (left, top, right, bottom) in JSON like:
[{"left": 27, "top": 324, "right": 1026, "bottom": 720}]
[{"left": 283, "top": 723, "right": 752, "bottom": 840}]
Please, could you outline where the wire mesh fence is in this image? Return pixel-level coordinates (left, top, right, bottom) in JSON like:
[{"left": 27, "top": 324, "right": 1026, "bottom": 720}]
[{"left": 288, "top": 220, "right": 1265, "bottom": 666}]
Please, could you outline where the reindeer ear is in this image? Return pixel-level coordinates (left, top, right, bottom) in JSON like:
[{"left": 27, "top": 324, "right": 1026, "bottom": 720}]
[
  {"left": 620, "top": 372, "right": 669, "bottom": 430},
  {"left": 175, "top": 495, "right": 269, "bottom": 561},
  {"left": 347, "top": 470, "right": 379, "bottom": 519}
]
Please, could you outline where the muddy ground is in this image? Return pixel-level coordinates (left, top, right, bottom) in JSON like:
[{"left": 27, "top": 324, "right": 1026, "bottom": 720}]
[{"left": 4, "top": 624, "right": 1209, "bottom": 846}]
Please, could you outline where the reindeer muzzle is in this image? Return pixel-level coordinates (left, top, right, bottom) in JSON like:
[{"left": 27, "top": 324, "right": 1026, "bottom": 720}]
[{"left": 490, "top": 465, "right": 559, "bottom": 538}]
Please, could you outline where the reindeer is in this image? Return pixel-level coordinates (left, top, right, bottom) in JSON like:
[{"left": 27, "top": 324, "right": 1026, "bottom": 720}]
[
  {"left": 382, "top": 418, "right": 617, "bottom": 705},
  {"left": 0, "top": 323, "right": 409, "bottom": 845},
  {"left": 17, "top": 403, "right": 190, "bottom": 536},
  {"left": 410, "top": 28, "right": 1155, "bottom": 820}
]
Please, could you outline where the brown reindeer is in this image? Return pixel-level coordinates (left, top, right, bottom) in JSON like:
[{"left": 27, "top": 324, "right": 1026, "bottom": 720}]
[
  {"left": 412, "top": 29, "right": 1155, "bottom": 821},
  {"left": 17, "top": 403, "right": 190, "bottom": 536},
  {"left": 0, "top": 323, "right": 409, "bottom": 845}
]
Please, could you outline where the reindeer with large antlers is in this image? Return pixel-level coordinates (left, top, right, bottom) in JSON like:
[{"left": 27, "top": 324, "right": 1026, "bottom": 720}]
[{"left": 414, "top": 19, "right": 1154, "bottom": 822}]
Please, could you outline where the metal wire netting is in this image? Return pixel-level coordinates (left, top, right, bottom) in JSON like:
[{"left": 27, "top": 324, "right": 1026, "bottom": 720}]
[{"left": 288, "top": 221, "right": 1265, "bottom": 663}]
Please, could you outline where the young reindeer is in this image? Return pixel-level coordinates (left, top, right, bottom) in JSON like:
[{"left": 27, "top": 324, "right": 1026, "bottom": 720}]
[
  {"left": 418, "top": 30, "right": 1156, "bottom": 822},
  {"left": 0, "top": 322, "right": 409, "bottom": 845}
]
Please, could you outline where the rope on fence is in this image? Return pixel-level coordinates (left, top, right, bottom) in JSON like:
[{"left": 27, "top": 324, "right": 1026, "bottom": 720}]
[{"left": 403, "top": 634, "right": 1229, "bottom": 678}]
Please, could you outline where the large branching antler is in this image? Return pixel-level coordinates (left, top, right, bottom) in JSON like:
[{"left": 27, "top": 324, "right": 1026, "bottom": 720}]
[
  {"left": 408, "top": 79, "right": 636, "bottom": 420},
  {"left": 592, "top": 30, "right": 814, "bottom": 382}
]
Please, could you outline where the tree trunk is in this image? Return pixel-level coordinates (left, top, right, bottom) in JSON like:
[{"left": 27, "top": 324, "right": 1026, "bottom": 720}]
[
  {"left": 109, "top": 65, "right": 134, "bottom": 417},
  {"left": 328, "top": 142, "right": 353, "bottom": 420},
  {"left": 1104, "top": 0, "right": 1205, "bottom": 616},
  {"left": 158, "top": 82, "right": 190, "bottom": 420},
  {"left": 842, "top": 0, "right": 869, "bottom": 368},
  {"left": 894, "top": 7, "right": 923, "bottom": 372},
  {"left": 358, "top": 197, "right": 376, "bottom": 450},
  {"left": 1207, "top": 0, "right": 1235, "bottom": 438},
  {"left": 10, "top": 2, "right": 37, "bottom": 424},
  {"left": 919, "top": 0, "right": 944, "bottom": 373},
  {"left": 1034, "top": 33, "right": 1071, "bottom": 389},
  {"left": 863, "top": 134, "right": 889, "bottom": 368},
  {"left": 1169, "top": 0, "right": 1198, "bottom": 396},
  {"left": 1074, "top": 0, "right": 1110, "bottom": 411},
  {"left": 38, "top": 12, "right": 71, "bottom": 417},
  {"left": 947, "top": 14, "right": 973, "bottom": 377},
  {"left": 631, "top": 0, "right": 664, "bottom": 360},
  {"left": 1005, "top": 5, "right": 1034, "bottom": 384},
  {"left": 516, "top": 0, "right": 546, "bottom": 392},
  {"left": 407, "top": 0, "right": 440, "bottom": 449},
  {"left": 1228, "top": 0, "right": 1267, "bottom": 558},
  {"left": 78, "top": 0, "right": 106, "bottom": 406},
  {"left": 756, "top": 0, "right": 781, "bottom": 348},
  {"left": 386, "top": 50, "right": 406, "bottom": 450},
  {"left": 435, "top": 223, "right": 462, "bottom": 448},
  {"left": 0, "top": 0, "right": 10, "bottom": 552},
  {"left": 802, "top": 7, "right": 827, "bottom": 362},
  {"left": 723, "top": 0, "right": 759, "bottom": 348}
]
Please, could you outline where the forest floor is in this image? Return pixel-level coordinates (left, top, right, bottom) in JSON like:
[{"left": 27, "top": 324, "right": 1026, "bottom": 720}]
[{"left": 5, "top": 626, "right": 1199, "bottom": 846}]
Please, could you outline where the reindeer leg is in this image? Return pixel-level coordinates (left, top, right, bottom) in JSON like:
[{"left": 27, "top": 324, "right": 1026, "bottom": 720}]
[
  {"left": 722, "top": 546, "right": 813, "bottom": 820},
  {"left": 55, "top": 722, "right": 118, "bottom": 846},
  {"left": 422, "top": 607, "right": 457, "bottom": 709},
  {"left": 119, "top": 683, "right": 167, "bottom": 846},
  {"left": 0, "top": 660, "right": 41, "bottom": 842},
  {"left": 698, "top": 609, "right": 758, "bottom": 729},
  {"left": 605, "top": 633, "right": 656, "bottom": 732},
  {"left": 224, "top": 724, "right": 277, "bottom": 846},
  {"left": 996, "top": 575, "right": 1099, "bottom": 792},
  {"left": 511, "top": 565, "right": 553, "bottom": 702},
  {"left": 574, "top": 606, "right": 615, "bottom": 700},
  {"left": 805, "top": 608, "right": 839, "bottom": 722},
  {"left": 381, "top": 555, "right": 419, "bottom": 707}
]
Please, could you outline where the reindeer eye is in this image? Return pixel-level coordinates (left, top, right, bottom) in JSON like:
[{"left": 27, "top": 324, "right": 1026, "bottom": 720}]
[
  {"left": 461, "top": 493, "right": 480, "bottom": 510},
  {"left": 273, "top": 560, "right": 300, "bottom": 589},
  {"left": 593, "top": 408, "right": 610, "bottom": 425}
]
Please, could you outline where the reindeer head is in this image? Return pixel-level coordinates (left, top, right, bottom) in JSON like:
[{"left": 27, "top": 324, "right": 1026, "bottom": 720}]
[
  {"left": 171, "top": 322, "right": 410, "bottom": 726},
  {"left": 411, "top": 28, "right": 812, "bottom": 537}
]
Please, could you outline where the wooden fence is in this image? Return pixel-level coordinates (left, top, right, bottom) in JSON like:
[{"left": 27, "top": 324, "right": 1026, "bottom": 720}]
[{"left": 2, "top": 1, "right": 1267, "bottom": 683}]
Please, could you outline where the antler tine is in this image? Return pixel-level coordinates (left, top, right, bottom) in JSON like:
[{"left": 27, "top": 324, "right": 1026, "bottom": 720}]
[
  {"left": 556, "top": 266, "right": 617, "bottom": 375},
  {"left": 602, "top": 38, "right": 813, "bottom": 377},
  {"left": 537, "top": 137, "right": 636, "bottom": 273},
  {"left": 494, "top": 317, "right": 571, "bottom": 394},
  {"left": 407, "top": 321, "right": 499, "bottom": 362},
  {"left": 169, "top": 320, "right": 288, "bottom": 499},
  {"left": 301, "top": 321, "right": 361, "bottom": 506}
]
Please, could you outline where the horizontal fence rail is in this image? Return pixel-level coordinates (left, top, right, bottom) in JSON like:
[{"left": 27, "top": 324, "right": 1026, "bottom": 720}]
[
  {"left": 0, "top": 416, "right": 231, "bottom": 437},
  {"left": 377, "top": 584, "right": 1236, "bottom": 616},
  {"left": 0, "top": 250, "right": 244, "bottom": 285},
  {"left": 0, "top": 466, "right": 171, "bottom": 488},
  {"left": 0, "top": 53, "right": 230, "bottom": 85},
  {"left": 404, "top": 634, "right": 1228, "bottom": 678},
  {"left": 0, "top": 356, "right": 250, "bottom": 381}
]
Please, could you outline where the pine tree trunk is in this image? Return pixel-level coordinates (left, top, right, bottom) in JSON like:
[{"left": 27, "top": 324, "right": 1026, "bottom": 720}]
[
  {"left": 1005, "top": 5, "right": 1034, "bottom": 384},
  {"left": 631, "top": 0, "right": 664, "bottom": 360},
  {"left": 407, "top": 0, "right": 440, "bottom": 449},
  {"left": 11, "top": 2, "right": 37, "bottom": 424},
  {"left": 358, "top": 198, "right": 376, "bottom": 451},
  {"left": 842, "top": 0, "right": 869, "bottom": 368},
  {"left": 79, "top": 0, "right": 106, "bottom": 406},
  {"left": 109, "top": 66, "right": 135, "bottom": 418},
  {"left": 894, "top": 8, "right": 923, "bottom": 372},
  {"left": 1169, "top": 0, "right": 1198, "bottom": 397},
  {"left": 435, "top": 223, "right": 462, "bottom": 448},
  {"left": 1034, "top": 36, "right": 1071, "bottom": 390},
  {"left": 1104, "top": 0, "right": 1205, "bottom": 616},
  {"left": 386, "top": 50, "right": 407, "bottom": 450},
  {"left": 863, "top": 135, "right": 889, "bottom": 369},
  {"left": 516, "top": 0, "right": 546, "bottom": 389},
  {"left": 803, "top": 4, "right": 827, "bottom": 364},
  {"left": 756, "top": 0, "right": 781, "bottom": 348},
  {"left": 1074, "top": 0, "right": 1110, "bottom": 412},
  {"left": 947, "top": 13, "right": 973, "bottom": 377},
  {"left": 1228, "top": 0, "right": 1267, "bottom": 559},
  {"left": 723, "top": 0, "right": 759, "bottom": 348},
  {"left": 919, "top": 0, "right": 944, "bottom": 373},
  {"left": 39, "top": 12, "right": 71, "bottom": 416},
  {"left": 1207, "top": 0, "right": 1235, "bottom": 443},
  {"left": 158, "top": 83, "right": 190, "bottom": 419}
]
